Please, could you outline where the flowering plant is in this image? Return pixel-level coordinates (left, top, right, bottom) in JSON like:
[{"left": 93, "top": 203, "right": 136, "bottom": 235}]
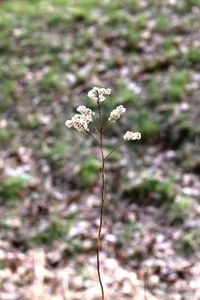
[{"left": 65, "top": 87, "right": 141, "bottom": 299}]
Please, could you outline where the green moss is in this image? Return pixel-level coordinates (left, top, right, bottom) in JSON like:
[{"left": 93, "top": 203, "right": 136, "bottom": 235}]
[
  {"left": 1, "top": 176, "right": 30, "bottom": 202},
  {"left": 155, "top": 16, "right": 168, "bottom": 32},
  {"left": 165, "top": 71, "right": 191, "bottom": 101},
  {"left": 124, "top": 32, "right": 141, "bottom": 51},
  {"left": 181, "top": 48, "right": 200, "bottom": 67},
  {"left": 160, "top": 38, "right": 179, "bottom": 58},
  {"left": 41, "top": 70, "right": 62, "bottom": 90},
  {"left": 29, "top": 216, "right": 70, "bottom": 245},
  {"left": 123, "top": 178, "right": 175, "bottom": 206},
  {"left": 0, "top": 129, "right": 13, "bottom": 146},
  {"left": 165, "top": 196, "right": 192, "bottom": 226},
  {"left": 43, "top": 139, "right": 71, "bottom": 168},
  {"left": 0, "top": 260, "right": 4, "bottom": 270},
  {"left": 104, "top": 84, "right": 137, "bottom": 112},
  {"left": 174, "top": 0, "right": 200, "bottom": 12},
  {"left": 137, "top": 113, "right": 160, "bottom": 143},
  {"left": 20, "top": 114, "right": 41, "bottom": 130},
  {"left": 176, "top": 228, "right": 200, "bottom": 256},
  {"left": 64, "top": 239, "right": 83, "bottom": 256},
  {"left": 147, "top": 78, "right": 162, "bottom": 105}
]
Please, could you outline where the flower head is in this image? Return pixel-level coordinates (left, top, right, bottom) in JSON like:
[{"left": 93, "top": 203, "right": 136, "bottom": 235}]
[
  {"left": 76, "top": 105, "right": 95, "bottom": 123},
  {"left": 123, "top": 131, "right": 141, "bottom": 141},
  {"left": 108, "top": 105, "right": 126, "bottom": 122},
  {"left": 88, "top": 87, "right": 111, "bottom": 102},
  {"left": 65, "top": 106, "right": 95, "bottom": 132}
]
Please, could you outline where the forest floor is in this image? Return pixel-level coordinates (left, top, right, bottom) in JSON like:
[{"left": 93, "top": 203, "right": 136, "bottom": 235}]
[{"left": 0, "top": 0, "right": 200, "bottom": 299}]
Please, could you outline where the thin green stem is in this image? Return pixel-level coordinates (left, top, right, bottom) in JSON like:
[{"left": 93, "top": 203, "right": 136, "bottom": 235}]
[
  {"left": 104, "top": 140, "right": 125, "bottom": 161},
  {"left": 86, "top": 130, "right": 100, "bottom": 147}
]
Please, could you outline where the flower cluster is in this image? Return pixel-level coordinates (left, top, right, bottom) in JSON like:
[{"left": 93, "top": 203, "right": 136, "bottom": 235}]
[
  {"left": 123, "top": 131, "right": 141, "bottom": 141},
  {"left": 88, "top": 87, "right": 111, "bottom": 102},
  {"left": 108, "top": 105, "right": 126, "bottom": 122},
  {"left": 76, "top": 105, "right": 95, "bottom": 123},
  {"left": 65, "top": 105, "right": 95, "bottom": 132}
]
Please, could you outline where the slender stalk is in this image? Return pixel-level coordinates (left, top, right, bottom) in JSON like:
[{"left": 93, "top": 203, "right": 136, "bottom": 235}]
[
  {"left": 86, "top": 130, "right": 100, "bottom": 147},
  {"left": 96, "top": 97, "right": 105, "bottom": 300},
  {"left": 92, "top": 123, "right": 101, "bottom": 135},
  {"left": 104, "top": 140, "right": 125, "bottom": 161}
]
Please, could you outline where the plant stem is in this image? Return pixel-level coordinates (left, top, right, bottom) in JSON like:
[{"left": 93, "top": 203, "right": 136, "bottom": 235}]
[
  {"left": 96, "top": 98, "right": 105, "bottom": 300},
  {"left": 104, "top": 140, "right": 125, "bottom": 161}
]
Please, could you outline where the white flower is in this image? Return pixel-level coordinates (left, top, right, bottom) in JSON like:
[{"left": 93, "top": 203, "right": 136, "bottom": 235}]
[
  {"left": 65, "top": 106, "right": 95, "bottom": 132},
  {"left": 88, "top": 87, "right": 111, "bottom": 102},
  {"left": 123, "top": 131, "right": 141, "bottom": 141},
  {"left": 108, "top": 105, "right": 126, "bottom": 122},
  {"left": 76, "top": 105, "right": 95, "bottom": 122}
]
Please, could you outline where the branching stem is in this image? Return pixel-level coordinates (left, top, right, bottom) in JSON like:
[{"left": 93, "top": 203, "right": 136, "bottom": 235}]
[
  {"left": 96, "top": 96, "right": 105, "bottom": 300},
  {"left": 104, "top": 140, "right": 125, "bottom": 161}
]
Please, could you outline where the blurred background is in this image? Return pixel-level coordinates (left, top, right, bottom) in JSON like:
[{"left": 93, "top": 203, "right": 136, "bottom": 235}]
[{"left": 0, "top": 0, "right": 200, "bottom": 299}]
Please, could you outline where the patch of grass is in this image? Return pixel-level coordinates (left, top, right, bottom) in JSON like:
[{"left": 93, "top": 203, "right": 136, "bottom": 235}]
[
  {"left": 137, "top": 112, "right": 160, "bottom": 143},
  {"left": 43, "top": 139, "right": 71, "bottom": 168},
  {"left": 181, "top": 48, "right": 200, "bottom": 67},
  {"left": 0, "top": 128, "right": 13, "bottom": 146},
  {"left": 174, "top": 0, "right": 200, "bottom": 13},
  {"left": 166, "top": 114, "right": 194, "bottom": 148},
  {"left": 123, "top": 177, "right": 175, "bottom": 206},
  {"left": 124, "top": 32, "right": 141, "bottom": 51},
  {"left": 0, "top": 260, "right": 4, "bottom": 270},
  {"left": 104, "top": 83, "right": 137, "bottom": 112},
  {"left": 147, "top": 78, "right": 162, "bottom": 105},
  {"left": 165, "top": 71, "right": 191, "bottom": 102},
  {"left": 164, "top": 196, "right": 192, "bottom": 226},
  {"left": 154, "top": 16, "right": 169, "bottom": 32},
  {"left": 160, "top": 38, "right": 179, "bottom": 59},
  {"left": 80, "top": 157, "right": 100, "bottom": 187},
  {"left": 41, "top": 69, "right": 63, "bottom": 90},
  {"left": 1, "top": 176, "right": 30, "bottom": 202},
  {"left": 29, "top": 216, "right": 71, "bottom": 245},
  {"left": 64, "top": 238, "right": 83, "bottom": 256},
  {"left": 176, "top": 228, "right": 200, "bottom": 256},
  {"left": 133, "top": 12, "right": 149, "bottom": 30},
  {"left": 20, "top": 114, "right": 41, "bottom": 130}
]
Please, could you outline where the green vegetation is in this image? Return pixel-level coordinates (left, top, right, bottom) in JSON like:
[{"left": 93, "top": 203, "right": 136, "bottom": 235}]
[
  {"left": 155, "top": 16, "right": 169, "bottom": 32},
  {"left": 0, "top": 128, "right": 13, "bottom": 146},
  {"left": 176, "top": 228, "right": 200, "bottom": 256},
  {"left": 123, "top": 178, "right": 175, "bottom": 206},
  {"left": 43, "top": 139, "right": 72, "bottom": 168},
  {"left": 80, "top": 157, "right": 101, "bottom": 187},
  {"left": 29, "top": 216, "right": 73, "bottom": 245},
  {"left": 147, "top": 78, "right": 162, "bottom": 105},
  {"left": 1, "top": 176, "right": 30, "bottom": 203},
  {"left": 137, "top": 113, "right": 160, "bottom": 143},
  {"left": 164, "top": 196, "right": 192, "bottom": 226},
  {"left": 165, "top": 71, "right": 191, "bottom": 102},
  {"left": 181, "top": 48, "right": 200, "bottom": 67}
]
